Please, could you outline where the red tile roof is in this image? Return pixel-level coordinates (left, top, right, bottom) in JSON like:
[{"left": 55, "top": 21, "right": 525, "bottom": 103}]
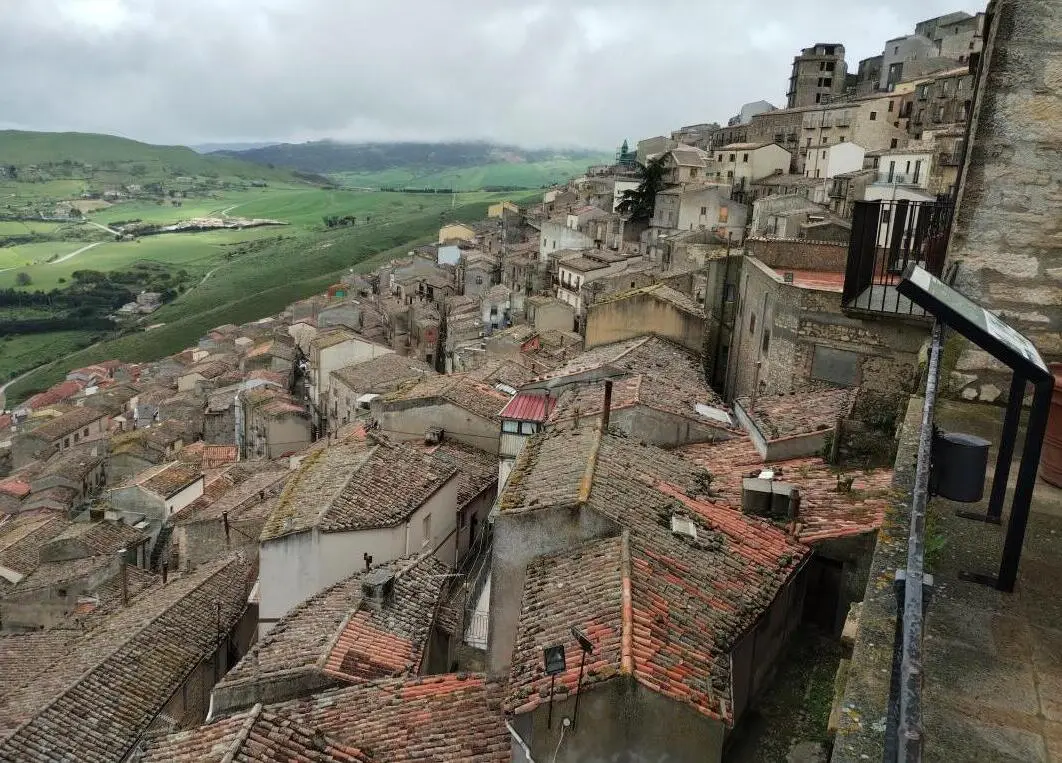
[
  {"left": 24, "top": 380, "right": 86, "bottom": 410},
  {"left": 499, "top": 391, "right": 556, "bottom": 422},
  {"left": 676, "top": 435, "right": 893, "bottom": 543},
  {"left": 737, "top": 387, "right": 855, "bottom": 441},
  {"left": 0, "top": 480, "right": 30, "bottom": 499},
  {"left": 142, "top": 704, "right": 371, "bottom": 763},
  {"left": 272, "top": 674, "right": 509, "bottom": 763},
  {"left": 500, "top": 429, "right": 810, "bottom": 723}
]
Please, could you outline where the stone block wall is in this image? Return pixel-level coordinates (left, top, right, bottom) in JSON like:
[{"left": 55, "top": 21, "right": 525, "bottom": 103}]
[
  {"left": 746, "top": 237, "right": 849, "bottom": 272},
  {"left": 946, "top": 0, "right": 1062, "bottom": 400}
]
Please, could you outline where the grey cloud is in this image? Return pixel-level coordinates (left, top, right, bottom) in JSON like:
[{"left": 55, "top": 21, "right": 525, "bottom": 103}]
[{"left": 0, "top": 0, "right": 984, "bottom": 148}]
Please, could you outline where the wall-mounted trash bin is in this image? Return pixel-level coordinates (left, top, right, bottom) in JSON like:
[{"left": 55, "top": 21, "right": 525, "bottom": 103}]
[{"left": 931, "top": 430, "right": 991, "bottom": 502}]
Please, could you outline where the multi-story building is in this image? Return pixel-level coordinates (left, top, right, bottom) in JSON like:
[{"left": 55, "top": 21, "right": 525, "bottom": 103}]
[
  {"left": 798, "top": 93, "right": 909, "bottom": 170},
  {"left": 787, "top": 43, "right": 847, "bottom": 107}
]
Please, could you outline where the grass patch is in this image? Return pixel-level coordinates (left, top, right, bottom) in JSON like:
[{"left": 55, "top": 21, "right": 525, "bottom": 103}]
[{"left": 0, "top": 330, "right": 100, "bottom": 382}]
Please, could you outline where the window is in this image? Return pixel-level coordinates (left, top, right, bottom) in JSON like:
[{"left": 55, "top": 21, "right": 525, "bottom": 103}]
[
  {"left": 717, "top": 154, "right": 723, "bottom": 161},
  {"left": 727, "top": 170, "right": 734, "bottom": 179},
  {"left": 894, "top": 46, "right": 899, "bottom": 54},
  {"left": 815, "top": 93, "right": 821, "bottom": 104},
  {"left": 742, "top": 153, "right": 749, "bottom": 163},
  {"left": 869, "top": 111, "right": 877, "bottom": 121},
  {"left": 890, "top": 138, "right": 899, "bottom": 149},
  {"left": 822, "top": 150, "right": 827, "bottom": 158},
  {"left": 719, "top": 207, "right": 729, "bottom": 223},
  {"left": 815, "top": 169, "right": 821, "bottom": 178},
  {"left": 475, "top": 275, "right": 483, "bottom": 285},
  {"left": 724, "top": 283, "right": 736, "bottom": 302},
  {"left": 888, "top": 100, "right": 895, "bottom": 112},
  {"left": 839, "top": 135, "right": 846, "bottom": 142},
  {"left": 913, "top": 159, "right": 922, "bottom": 184},
  {"left": 826, "top": 61, "right": 836, "bottom": 72},
  {"left": 729, "top": 154, "right": 736, "bottom": 162},
  {"left": 519, "top": 421, "right": 537, "bottom": 435},
  {"left": 821, "top": 137, "right": 828, "bottom": 144},
  {"left": 823, "top": 78, "right": 832, "bottom": 87},
  {"left": 774, "top": 132, "right": 784, "bottom": 143},
  {"left": 806, "top": 138, "right": 812, "bottom": 147},
  {"left": 762, "top": 330, "right": 771, "bottom": 354},
  {"left": 750, "top": 313, "right": 756, "bottom": 332},
  {"left": 817, "top": 77, "right": 824, "bottom": 87},
  {"left": 74, "top": 433, "right": 80, "bottom": 443},
  {"left": 422, "top": 514, "right": 431, "bottom": 544},
  {"left": 700, "top": 206, "right": 707, "bottom": 215},
  {"left": 64, "top": 437, "right": 70, "bottom": 448},
  {"left": 502, "top": 420, "right": 519, "bottom": 433},
  {"left": 819, "top": 62, "right": 827, "bottom": 71}
]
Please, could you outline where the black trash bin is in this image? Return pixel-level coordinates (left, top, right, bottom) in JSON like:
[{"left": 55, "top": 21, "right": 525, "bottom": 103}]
[{"left": 930, "top": 430, "right": 991, "bottom": 502}]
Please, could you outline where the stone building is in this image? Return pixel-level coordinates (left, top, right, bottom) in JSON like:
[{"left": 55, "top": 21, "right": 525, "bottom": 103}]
[
  {"left": 725, "top": 238, "right": 930, "bottom": 407},
  {"left": 787, "top": 42, "right": 848, "bottom": 108},
  {"left": 943, "top": 0, "right": 1062, "bottom": 398}
]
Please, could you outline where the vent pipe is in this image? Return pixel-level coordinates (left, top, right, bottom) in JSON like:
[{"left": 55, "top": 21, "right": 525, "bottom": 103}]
[
  {"left": 601, "top": 380, "right": 613, "bottom": 432},
  {"left": 117, "top": 548, "right": 128, "bottom": 606}
]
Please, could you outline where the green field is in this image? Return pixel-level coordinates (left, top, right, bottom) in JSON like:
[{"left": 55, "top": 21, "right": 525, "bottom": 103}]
[
  {"left": 331, "top": 155, "right": 611, "bottom": 191},
  {"left": 0, "top": 330, "right": 101, "bottom": 383},
  {"left": 3, "top": 190, "right": 533, "bottom": 401}
]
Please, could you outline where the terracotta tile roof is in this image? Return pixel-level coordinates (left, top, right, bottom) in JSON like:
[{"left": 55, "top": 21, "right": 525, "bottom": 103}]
[
  {"left": 138, "top": 461, "right": 203, "bottom": 499},
  {"left": 259, "top": 399, "right": 306, "bottom": 418},
  {"left": 0, "top": 510, "right": 70, "bottom": 579},
  {"left": 0, "top": 556, "right": 251, "bottom": 761},
  {"left": 499, "top": 429, "right": 810, "bottom": 722},
  {"left": 23, "top": 406, "right": 107, "bottom": 442},
  {"left": 247, "top": 369, "right": 288, "bottom": 387},
  {"left": 272, "top": 674, "right": 509, "bottom": 763},
  {"left": 141, "top": 704, "right": 371, "bottom": 763},
  {"left": 420, "top": 440, "right": 498, "bottom": 508},
  {"left": 5, "top": 554, "right": 114, "bottom": 595},
  {"left": 382, "top": 373, "right": 510, "bottom": 421},
  {"left": 108, "top": 421, "right": 184, "bottom": 460},
  {"left": 217, "top": 555, "right": 448, "bottom": 703},
  {"left": 261, "top": 437, "right": 456, "bottom": 541},
  {"left": 0, "top": 632, "right": 78, "bottom": 704},
  {"left": 466, "top": 359, "right": 537, "bottom": 389},
  {"left": 0, "top": 480, "right": 30, "bottom": 499},
  {"left": 174, "top": 467, "right": 289, "bottom": 526},
  {"left": 44, "top": 520, "right": 147, "bottom": 559},
  {"left": 737, "top": 387, "right": 855, "bottom": 441},
  {"left": 177, "top": 441, "right": 239, "bottom": 471},
  {"left": 677, "top": 438, "right": 894, "bottom": 544},
  {"left": 24, "top": 381, "right": 86, "bottom": 410},
  {"left": 186, "top": 359, "right": 232, "bottom": 380},
  {"left": 507, "top": 536, "right": 626, "bottom": 712},
  {"left": 330, "top": 355, "right": 436, "bottom": 394},
  {"left": 310, "top": 328, "right": 358, "bottom": 351},
  {"left": 592, "top": 282, "right": 705, "bottom": 316}
]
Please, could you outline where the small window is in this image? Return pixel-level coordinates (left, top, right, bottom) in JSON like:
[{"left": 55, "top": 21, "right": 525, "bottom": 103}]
[
  {"left": 742, "top": 153, "right": 749, "bottom": 163},
  {"left": 891, "top": 138, "right": 899, "bottom": 149},
  {"left": 750, "top": 313, "right": 756, "bottom": 332},
  {"left": 822, "top": 151, "right": 827, "bottom": 158},
  {"left": 823, "top": 78, "right": 832, "bottom": 87},
  {"left": 519, "top": 421, "right": 537, "bottom": 435},
  {"left": 719, "top": 207, "right": 729, "bottom": 223},
  {"left": 717, "top": 154, "right": 723, "bottom": 161},
  {"left": 869, "top": 111, "right": 877, "bottom": 121},
  {"left": 64, "top": 437, "right": 70, "bottom": 448},
  {"left": 888, "top": 100, "right": 895, "bottom": 112},
  {"left": 762, "top": 330, "right": 771, "bottom": 354},
  {"left": 700, "top": 206, "right": 707, "bottom": 215},
  {"left": 502, "top": 420, "right": 519, "bottom": 433},
  {"left": 826, "top": 61, "right": 836, "bottom": 72},
  {"left": 821, "top": 137, "right": 828, "bottom": 144},
  {"left": 475, "top": 275, "right": 483, "bottom": 284},
  {"left": 724, "top": 284, "right": 736, "bottom": 302},
  {"left": 815, "top": 93, "right": 821, "bottom": 104},
  {"left": 74, "top": 433, "right": 80, "bottom": 443},
  {"left": 422, "top": 513, "right": 431, "bottom": 544},
  {"left": 817, "top": 77, "right": 824, "bottom": 87},
  {"left": 729, "top": 154, "right": 736, "bottom": 162}
]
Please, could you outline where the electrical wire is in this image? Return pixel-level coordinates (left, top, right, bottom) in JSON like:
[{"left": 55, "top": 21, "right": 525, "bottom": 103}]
[{"left": 550, "top": 721, "right": 568, "bottom": 763}]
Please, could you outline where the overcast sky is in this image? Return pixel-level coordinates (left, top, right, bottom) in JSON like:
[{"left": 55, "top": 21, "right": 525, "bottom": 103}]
[{"left": 0, "top": 0, "right": 984, "bottom": 149}]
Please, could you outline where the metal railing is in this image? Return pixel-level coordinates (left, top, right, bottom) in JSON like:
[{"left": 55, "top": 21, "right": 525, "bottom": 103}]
[
  {"left": 842, "top": 199, "right": 953, "bottom": 315},
  {"left": 876, "top": 172, "right": 925, "bottom": 186}
]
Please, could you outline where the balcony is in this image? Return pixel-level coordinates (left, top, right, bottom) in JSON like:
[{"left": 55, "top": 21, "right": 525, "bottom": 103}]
[{"left": 842, "top": 199, "right": 953, "bottom": 316}]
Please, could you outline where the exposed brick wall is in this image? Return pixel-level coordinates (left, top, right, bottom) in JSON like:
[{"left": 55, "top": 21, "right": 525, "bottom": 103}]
[
  {"left": 745, "top": 238, "right": 849, "bottom": 273},
  {"left": 946, "top": 0, "right": 1062, "bottom": 400}
]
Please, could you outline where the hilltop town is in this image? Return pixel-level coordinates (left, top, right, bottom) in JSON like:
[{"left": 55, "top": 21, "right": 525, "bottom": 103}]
[{"left": 1, "top": 5, "right": 1060, "bottom": 762}]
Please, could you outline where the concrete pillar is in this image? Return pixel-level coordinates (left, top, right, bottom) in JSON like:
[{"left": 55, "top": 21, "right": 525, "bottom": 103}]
[{"left": 947, "top": 0, "right": 1062, "bottom": 400}]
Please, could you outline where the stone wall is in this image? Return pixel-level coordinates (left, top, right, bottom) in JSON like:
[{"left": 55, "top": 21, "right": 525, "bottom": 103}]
[
  {"left": 945, "top": 0, "right": 1062, "bottom": 400},
  {"left": 584, "top": 291, "right": 706, "bottom": 353},
  {"left": 746, "top": 237, "right": 848, "bottom": 272}
]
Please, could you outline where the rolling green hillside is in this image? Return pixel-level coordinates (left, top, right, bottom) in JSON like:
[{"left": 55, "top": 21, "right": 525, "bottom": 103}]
[
  {"left": 0, "top": 130, "right": 306, "bottom": 184},
  {"left": 331, "top": 156, "right": 612, "bottom": 191}
]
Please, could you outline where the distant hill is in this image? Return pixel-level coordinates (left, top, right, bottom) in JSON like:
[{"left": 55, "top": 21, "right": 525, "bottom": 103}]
[
  {"left": 191, "top": 141, "right": 281, "bottom": 154},
  {"left": 216, "top": 140, "right": 611, "bottom": 176},
  {"left": 0, "top": 130, "right": 309, "bottom": 185}
]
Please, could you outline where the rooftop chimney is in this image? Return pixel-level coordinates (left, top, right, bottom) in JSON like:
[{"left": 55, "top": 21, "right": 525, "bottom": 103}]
[{"left": 360, "top": 568, "right": 395, "bottom": 612}]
